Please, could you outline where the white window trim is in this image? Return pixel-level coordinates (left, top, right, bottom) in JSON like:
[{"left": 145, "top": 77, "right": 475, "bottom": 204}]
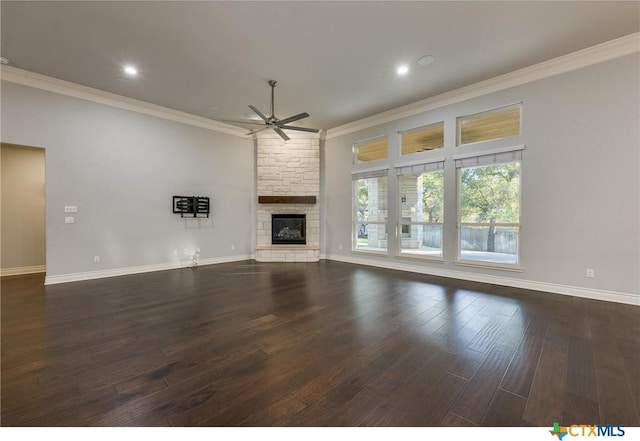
[
  {"left": 454, "top": 260, "right": 523, "bottom": 272},
  {"left": 394, "top": 156, "right": 446, "bottom": 170},
  {"left": 452, "top": 145, "right": 525, "bottom": 162},
  {"left": 351, "top": 165, "right": 390, "bottom": 178}
]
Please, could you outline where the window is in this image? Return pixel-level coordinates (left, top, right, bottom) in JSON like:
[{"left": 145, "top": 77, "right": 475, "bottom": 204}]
[
  {"left": 401, "top": 122, "right": 444, "bottom": 155},
  {"left": 355, "top": 136, "right": 388, "bottom": 163},
  {"left": 396, "top": 161, "right": 445, "bottom": 258},
  {"left": 352, "top": 168, "right": 388, "bottom": 252},
  {"left": 457, "top": 103, "right": 521, "bottom": 145},
  {"left": 455, "top": 147, "right": 523, "bottom": 266}
]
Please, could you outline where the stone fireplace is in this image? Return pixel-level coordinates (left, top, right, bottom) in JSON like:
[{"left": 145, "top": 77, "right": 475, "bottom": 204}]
[{"left": 255, "top": 132, "right": 320, "bottom": 262}]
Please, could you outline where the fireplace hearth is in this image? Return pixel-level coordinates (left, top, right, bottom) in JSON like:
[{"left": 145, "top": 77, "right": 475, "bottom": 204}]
[{"left": 272, "top": 214, "right": 306, "bottom": 245}]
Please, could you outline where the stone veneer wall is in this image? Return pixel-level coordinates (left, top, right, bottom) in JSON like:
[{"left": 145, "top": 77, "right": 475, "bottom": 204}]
[{"left": 255, "top": 132, "right": 320, "bottom": 262}]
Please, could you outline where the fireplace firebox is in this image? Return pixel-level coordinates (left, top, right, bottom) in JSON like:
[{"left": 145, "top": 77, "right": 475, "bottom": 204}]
[{"left": 272, "top": 214, "right": 306, "bottom": 245}]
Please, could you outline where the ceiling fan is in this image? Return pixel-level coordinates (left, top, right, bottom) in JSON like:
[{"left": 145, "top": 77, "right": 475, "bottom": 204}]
[{"left": 225, "top": 80, "right": 320, "bottom": 141}]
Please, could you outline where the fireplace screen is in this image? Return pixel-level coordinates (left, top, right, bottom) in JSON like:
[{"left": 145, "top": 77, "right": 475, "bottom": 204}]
[{"left": 272, "top": 214, "right": 306, "bottom": 245}]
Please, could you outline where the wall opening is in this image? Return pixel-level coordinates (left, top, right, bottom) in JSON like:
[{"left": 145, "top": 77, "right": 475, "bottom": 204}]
[{"left": 1, "top": 143, "right": 46, "bottom": 277}]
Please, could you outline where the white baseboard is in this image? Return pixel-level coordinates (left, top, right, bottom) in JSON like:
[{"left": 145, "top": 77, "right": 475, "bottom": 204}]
[
  {"left": 325, "top": 253, "right": 639, "bottom": 306},
  {"left": 44, "top": 255, "right": 252, "bottom": 285},
  {"left": 1, "top": 265, "right": 46, "bottom": 277},
  {"left": 40, "top": 253, "right": 640, "bottom": 306}
]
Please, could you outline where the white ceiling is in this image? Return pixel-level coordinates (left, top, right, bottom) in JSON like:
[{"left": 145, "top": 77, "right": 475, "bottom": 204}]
[{"left": 2, "top": 1, "right": 639, "bottom": 130}]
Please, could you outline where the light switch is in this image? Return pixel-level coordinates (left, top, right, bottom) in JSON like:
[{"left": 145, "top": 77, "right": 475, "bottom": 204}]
[
  {"left": 64, "top": 216, "right": 75, "bottom": 224},
  {"left": 65, "top": 206, "right": 78, "bottom": 213}
]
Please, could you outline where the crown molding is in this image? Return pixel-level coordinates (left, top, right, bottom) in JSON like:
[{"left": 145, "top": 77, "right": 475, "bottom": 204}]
[
  {"left": 0, "top": 66, "right": 249, "bottom": 138},
  {"left": 2, "top": 33, "right": 637, "bottom": 141},
  {"left": 326, "top": 32, "right": 640, "bottom": 140},
  {"left": 254, "top": 130, "right": 322, "bottom": 141}
]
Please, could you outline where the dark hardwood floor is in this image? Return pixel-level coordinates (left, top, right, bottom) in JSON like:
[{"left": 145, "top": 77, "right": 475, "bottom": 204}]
[{"left": 2, "top": 260, "right": 639, "bottom": 427}]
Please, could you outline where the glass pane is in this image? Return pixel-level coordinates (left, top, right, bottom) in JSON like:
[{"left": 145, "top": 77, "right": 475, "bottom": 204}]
[
  {"left": 355, "top": 176, "right": 388, "bottom": 222},
  {"left": 460, "top": 225, "right": 519, "bottom": 264},
  {"left": 458, "top": 104, "right": 521, "bottom": 145},
  {"left": 459, "top": 163, "right": 520, "bottom": 224},
  {"left": 401, "top": 123, "right": 444, "bottom": 155},
  {"left": 355, "top": 223, "right": 388, "bottom": 251},
  {"left": 399, "top": 170, "right": 444, "bottom": 223},
  {"left": 399, "top": 224, "right": 443, "bottom": 257},
  {"left": 356, "top": 137, "right": 388, "bottom": 162}
]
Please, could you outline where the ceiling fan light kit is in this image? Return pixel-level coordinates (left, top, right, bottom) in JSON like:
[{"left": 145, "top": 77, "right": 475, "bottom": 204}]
[{"left": 226, "top": 80, "right": 320, "bottom": 141}]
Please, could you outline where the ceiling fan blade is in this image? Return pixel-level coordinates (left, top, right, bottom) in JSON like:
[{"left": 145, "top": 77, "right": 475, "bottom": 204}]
[
  {"left": 248, "top": 105, "right": 269, "bottom": 123},
  {"left": 246, "top": 127, "right": 271, "bottom": 136},
  {"left": 280, "top": 125, "right": 320, "bottom": 133},
  {"left": 222, "top": 119, "right": 266, "bottom": 126},
  {"left": 273, "top": 127, "right": 290, "bottom": 141},
  {"left": 277, "top": 112, "right": 310, "bottom": 125}
]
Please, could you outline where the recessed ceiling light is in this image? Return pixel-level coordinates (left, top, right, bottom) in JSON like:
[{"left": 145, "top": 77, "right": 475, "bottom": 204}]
[
  {"left": 123, "top": 65, "right": 138, "bottom": 76},
  {"left": 417, "top": 55, "right": 436, "bottom": 66},
  {"left": 0, "top": 57, "right": 9, "bottom": 65},
  {"left": 396, "top": 64, "right": 409, "bottom": 75}
]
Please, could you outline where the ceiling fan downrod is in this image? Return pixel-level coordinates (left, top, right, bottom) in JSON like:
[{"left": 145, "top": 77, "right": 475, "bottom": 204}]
[{"left": 268, "top": 80, "right": 277, "bottom": 119}]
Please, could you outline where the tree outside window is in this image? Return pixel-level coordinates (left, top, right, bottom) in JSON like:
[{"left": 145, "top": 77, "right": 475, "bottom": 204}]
[{"left": 458, "top": 161, "right": 520, "bottom": 265}]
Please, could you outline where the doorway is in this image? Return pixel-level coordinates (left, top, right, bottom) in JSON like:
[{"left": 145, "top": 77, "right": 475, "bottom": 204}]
[{"left": 1, "top": 143, "right": 46, "bottom": 277}]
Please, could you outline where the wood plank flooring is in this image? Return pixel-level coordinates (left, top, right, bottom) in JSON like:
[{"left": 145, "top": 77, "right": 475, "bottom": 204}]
[{"left": 1, "top": 260, "right": 639, "bottom": 426}]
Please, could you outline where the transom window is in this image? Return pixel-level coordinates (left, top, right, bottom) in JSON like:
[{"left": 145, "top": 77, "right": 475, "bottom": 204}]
[
  {"left": 457, "top": 103, "right": 521, "bottom": 145},
  {"left": 400, "top": 122, "right": 444, "bottom": 155},
  {"left": 354, "top": 136, "right": 388, "bottom": 163}
]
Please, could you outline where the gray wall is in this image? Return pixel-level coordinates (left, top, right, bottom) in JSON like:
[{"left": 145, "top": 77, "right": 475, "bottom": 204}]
[
  {"left": 1, "top": 143, "right": 46, "bottom": 271},
  {"left": 323, "top": 54, "right": 640, "bottom": 299},
  {"left": 1, "top": 82, "right": 254, "bottom": 277}
]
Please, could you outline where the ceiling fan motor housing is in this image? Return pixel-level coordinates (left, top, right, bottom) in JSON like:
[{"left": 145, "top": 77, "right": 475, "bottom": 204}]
[{"left": 235, "top": 80, "right": 320, "bottom": 141}]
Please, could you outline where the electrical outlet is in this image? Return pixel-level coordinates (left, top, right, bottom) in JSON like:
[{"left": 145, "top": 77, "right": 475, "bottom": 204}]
[
  {"left": 64, "top": 216, "right": 75, "bottom": 224},
  {"left": 231, "top": 245, "right": 235, "bottom": 251},
  {"left": 339, "top": 244, "right": 343, "bottom": 250},
  {"left": 183, "top": 249, "right": 189, "bottom": 255},
  {"left": 94, "top": 256, "right": 100, "bottom": 263},
  {"left": 586, "top": 268, "right": 595, "bottom": 278},
  {"left": 173, "top": 249, "right": 178, "bottom": 256}
]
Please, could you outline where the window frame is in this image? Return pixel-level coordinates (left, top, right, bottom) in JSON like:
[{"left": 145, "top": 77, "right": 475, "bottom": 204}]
[
  {"left": 353, "top": 135, "right": 389, "bottom": 164},
  {"left": 395, "top": 159, "right": 445, "bottom": 261},
  {"left": 351, "top": 167, "right": 390, "bottom": 255},
  {"left": 454, "top": 146, "right": 524, "bottom": 270}
]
